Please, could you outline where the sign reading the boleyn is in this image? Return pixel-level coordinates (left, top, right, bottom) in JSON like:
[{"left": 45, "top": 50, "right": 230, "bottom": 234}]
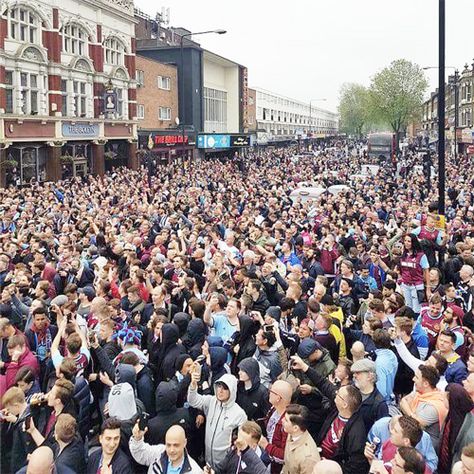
[{"left": 62, "top": 123, "right": 100, "bottom": 138}]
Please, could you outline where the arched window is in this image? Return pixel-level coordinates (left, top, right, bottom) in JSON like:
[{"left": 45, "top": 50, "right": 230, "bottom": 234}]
[
  {"left": 62, "top": 24, "right": 88, "bottom": 56},
  {"left": 7, "top": 6, "right": 41, "bottom": 44},
  {"left": 103, "top": 37, "right": 125, "bottom": 66}
]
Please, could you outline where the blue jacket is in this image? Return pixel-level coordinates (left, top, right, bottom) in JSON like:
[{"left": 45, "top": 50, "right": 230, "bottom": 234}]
[
  {"left": 368, "top": 417, "right": 438, "bottom": 472},
  {"left": 375, "top": 349, "right": 398, "bottom": 402},
  {"left": 445, "top": 357, "right": 468, "bottom": 384}
]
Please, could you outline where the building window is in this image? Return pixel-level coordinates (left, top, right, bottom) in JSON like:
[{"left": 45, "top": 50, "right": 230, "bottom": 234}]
[
  {"left": 62, "top": 24, "right": 87, "bottom": 56},
  {"left": 158, "top": 76, "right": 171, "bottom": 90},
  {"left": 5, "top": 70, "right": 14, "bottom": 113},
  {"left": 20, "top": 72, "right": 40, "bottom": 115},
  {"left": 204, "top": 87, "right": 227, "bottom": 133},
  {"left": 104, "top": 37, "right": 125, "bottom": 66},
  {"left": 61, "top": 79, "right": 68, "bottom": 116},
  {"left": 8, "top": 7, "right": 40, "bottom": 44},
  {"left": 159, "top": 107, "right": 171, "bottom": 120},
  {"left": 73, "top": 80, "right": 87, "bottom": 117},
  {"left": 137, "top": 104, "right": 145, "bottom": 119},
  {"left": 136, "top": 70, "right": 144, "bottom": 87}
]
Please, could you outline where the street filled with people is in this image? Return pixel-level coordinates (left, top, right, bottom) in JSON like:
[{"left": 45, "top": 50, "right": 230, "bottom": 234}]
[{"left": 2, "top": 143, "right": 474, "bottom": 474}]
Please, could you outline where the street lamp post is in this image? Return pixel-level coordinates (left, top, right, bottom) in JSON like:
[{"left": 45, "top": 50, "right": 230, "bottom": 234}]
[
  {"left": 438, "top": 0, "right": 446, "bottom": 216},
  {"left": 179, "top": 29, "right": 226, "bottom": 161}
]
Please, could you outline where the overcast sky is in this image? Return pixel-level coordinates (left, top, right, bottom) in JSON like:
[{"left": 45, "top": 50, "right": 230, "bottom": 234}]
[{"left": 134, "top": 0, "right": 474, "bottom": 113}]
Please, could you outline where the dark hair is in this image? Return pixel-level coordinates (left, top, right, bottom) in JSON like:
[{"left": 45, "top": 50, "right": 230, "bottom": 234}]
[
  {"left": 32, "top": 306, "right": 48, "bottom": 317},
  {"left": 398, "top": 416, "right": 423, "bottom": 447},
  {"left": 249, "top": 279, "right": 262, "bottom": 292},
  {"left": 343, "top": 385, "right": 362, "bottom": 413},
  {"left": 419, "top": 364, "right": 440, "bottom": 389},
  {"left": 101, "top": 417, "right": 122, "bottom": 434},
  {"left": 260, "top": 329, "right": 276, "bottom": 347},
  {"left": 14, "top": 366, "right": 36, "bottom": 385},
  {"left": 430, "top": 352, "right": 448, "bottom": 375},
  {"left": 397, "top": 447, "right": 425, "bottom": 474},
  {"left": 285, "top": 404, "right": 309, "bottom": 431},
  {"left": 188, "top": 298, "right": 206, "bottom": 319},
  {"left": 279, "top": 297, "right": 296, "bottom": 312},
  {"left": 373, "top": 329, "right": 392, "bottom": 349},
  {"left": 439, "top": 329, "right": 456, "bottom": 344},
  {"left": 382, "top": 280, "right": 397, "bottom": 291},
  {"left": 402, "top": 234, "right": 423, "bottom": 255}
]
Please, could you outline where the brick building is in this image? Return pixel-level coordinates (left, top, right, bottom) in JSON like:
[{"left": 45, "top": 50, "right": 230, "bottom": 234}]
[
  {"left": 0, "top": 0, "right": 138, "bottom": 187},
  {"left": 135, "top": 55, "right": 189, "bottom": 160}
]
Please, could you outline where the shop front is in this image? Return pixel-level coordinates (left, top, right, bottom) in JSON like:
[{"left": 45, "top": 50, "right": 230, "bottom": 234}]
[
  {"left": 459, "top": 128, "right": 474, "bottom": 155},
  {"left": 196, "top": 133, "right": 253, "bottom": 158},
  {"left": 0, "top": 117, "right": 137, "bottom": 187},
  {"left": 138, "top": 131, "right": 196, "bottom": 163}
]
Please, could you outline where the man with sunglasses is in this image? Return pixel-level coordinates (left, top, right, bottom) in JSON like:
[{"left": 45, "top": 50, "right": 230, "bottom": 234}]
[{"left": 291, "top": 354, "right": 369, "bottom": 474}]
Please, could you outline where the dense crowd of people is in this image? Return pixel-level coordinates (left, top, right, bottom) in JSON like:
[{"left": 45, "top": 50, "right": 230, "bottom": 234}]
[{"left": 1, "top": 142, "right": 474, "bottom": 474}]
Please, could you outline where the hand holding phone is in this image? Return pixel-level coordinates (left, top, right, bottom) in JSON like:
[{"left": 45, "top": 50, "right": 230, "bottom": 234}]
[{"left": 138, "top": 412, "right": 150, "bottom": 431}]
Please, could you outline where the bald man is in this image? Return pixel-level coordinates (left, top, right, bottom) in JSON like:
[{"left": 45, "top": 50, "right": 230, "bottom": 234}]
[
  {"left": 258, "top": 380, "right": 293, "bottom": 474},
  {"left": 130, "top": 422, "right": 203, "bottom": 473},
  {"left": 313, "top": 459, "right": 343, "bottom": 474},
  {"left": 16, "top": 445, "right": 76, "bottom": 474}
]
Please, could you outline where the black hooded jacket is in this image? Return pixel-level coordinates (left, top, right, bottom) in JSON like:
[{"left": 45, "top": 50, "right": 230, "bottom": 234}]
[
  {"left": 157, "top": 323, "right": 186, "bottom": 382},
  {"left": 172, "top": 312, "right": 191, "bottom": 338},
  {"left": 207, "top": 346, "right": 229, "bottom": 391},
  {"left": 236, "top": 357, "right": 270, "bottom": 421},
  {"left": 230, "top": 315, "right": 257, "bottom": 373},
  {"left": 146, "top": 381, "right": 191, "bottom": 445},
  {"left": 182, "top": 318, "right": 207, "bottom": 359}
]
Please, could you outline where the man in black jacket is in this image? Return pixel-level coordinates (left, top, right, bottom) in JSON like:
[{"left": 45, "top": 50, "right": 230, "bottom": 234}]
[
  {"left": 146, "top": 381, "right": 191, "bottom": 445},
  {"left": 236, "top": 357, "right": 270, "bottom": 421},
  {"left": 350, "top": 358, "right": 389, "bottom": 432},
  {"left": 53, "top": 413, "right": 86, "bottom": 473},
  {"left": 1, "top": 386, "right": 33, "bottom": 474},
  {"left": 87, "top": 418, "right": 133, "bottom": 473},
  {"left": 290, "top": 354, "right": 369, "bottom": 474}
]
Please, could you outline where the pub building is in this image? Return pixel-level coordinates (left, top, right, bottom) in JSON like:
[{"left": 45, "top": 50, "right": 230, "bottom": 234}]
[
  {"left": 138, "top": 131, "right": 196, "bottom": 162},
  {"left": 0, "top": 0, "right": 138, "bottom": 187}
]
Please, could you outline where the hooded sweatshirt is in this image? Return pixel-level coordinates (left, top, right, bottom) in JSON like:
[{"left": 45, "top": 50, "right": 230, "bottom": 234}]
[
  {"left": 182, "top": 318, "right": 208, "bottom": 360},
  {"left": 147, "top": 381, "right": 191, "bottom": 445},
  {"left": 188, "top": 373, "right": 247, "bottom": 468},
  {"left": 236, "top": 357, "right": 270, "bottom": 421},
  {"left": 157, "top": 323, "right": 186, "bottom": 382}
]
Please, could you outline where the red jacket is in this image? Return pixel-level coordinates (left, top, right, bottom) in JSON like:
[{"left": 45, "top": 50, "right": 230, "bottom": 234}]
[
  {"left": 265, "top": 408, "right": 288, "bottom": 474},
  {"left": 320, "top": 246, "right": 339, "bottom": 275},
  {"left": 5, "top": 347, "right": 40, "bottom": 389}
]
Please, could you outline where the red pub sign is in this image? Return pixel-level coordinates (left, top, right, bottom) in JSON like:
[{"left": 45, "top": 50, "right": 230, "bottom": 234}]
[{"left": 154, "top": 135, "right": 188, "bottom": 146}]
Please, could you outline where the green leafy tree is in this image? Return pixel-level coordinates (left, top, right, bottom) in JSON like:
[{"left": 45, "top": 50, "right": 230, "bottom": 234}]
[
  {"left": 369, "top": 59, "right": 428, "bottom": 144},
  {"left": 338, "top": 83, "right": 370, "bottom": 137}
]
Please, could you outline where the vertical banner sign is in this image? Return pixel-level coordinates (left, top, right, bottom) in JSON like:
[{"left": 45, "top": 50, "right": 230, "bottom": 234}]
[{"left": 242, "top": 67, "right": 249, "bottom": 131}]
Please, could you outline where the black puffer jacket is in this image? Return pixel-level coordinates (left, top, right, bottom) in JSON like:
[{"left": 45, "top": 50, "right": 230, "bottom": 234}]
[
  {"left": 146, "top": 381, "right": 191, "bottom": 445},
  {"left": 236, "top": 357, "right": 270, "bottom": 421}
]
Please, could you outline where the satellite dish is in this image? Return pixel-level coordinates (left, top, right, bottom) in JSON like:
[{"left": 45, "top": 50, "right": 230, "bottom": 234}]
[{"left": 175, "top": 117, "right": 180, "bottom": 126}]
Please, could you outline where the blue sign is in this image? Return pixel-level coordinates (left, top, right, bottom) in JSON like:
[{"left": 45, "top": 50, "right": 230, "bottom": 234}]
[
  {"left": 197, "top": 134, "right": 231, "bottom": 149},
  {"left": 62, "top": 123, "right": 100, "bottom": 138}
]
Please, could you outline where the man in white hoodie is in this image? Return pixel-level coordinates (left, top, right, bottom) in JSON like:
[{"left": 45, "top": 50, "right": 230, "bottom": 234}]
[{"left": 187, "top": 369, "right": 247, "bottom": 468}]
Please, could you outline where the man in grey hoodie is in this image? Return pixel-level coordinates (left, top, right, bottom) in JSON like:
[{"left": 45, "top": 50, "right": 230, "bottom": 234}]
[{"left": 187, "top": 369, "right": 247, "bottom": 468}]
